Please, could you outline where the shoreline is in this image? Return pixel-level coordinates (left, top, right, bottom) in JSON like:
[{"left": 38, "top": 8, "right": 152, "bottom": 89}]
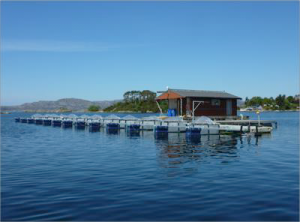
[
  {"left": 239, "top": 109, "right": 299, "bottom": 112},
  {"left": 2, "top": 110, "right": 299, "bottom": 114}
]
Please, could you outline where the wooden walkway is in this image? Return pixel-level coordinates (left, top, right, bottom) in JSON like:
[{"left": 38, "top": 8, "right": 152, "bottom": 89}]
[{"left": 216, "top": 120, "right": 277, "bottom": 128}]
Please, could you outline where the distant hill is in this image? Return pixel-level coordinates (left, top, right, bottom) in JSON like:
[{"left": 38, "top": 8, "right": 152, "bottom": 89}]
[{"left": 1, "top": 98, "right": 121, "bottom": 111}]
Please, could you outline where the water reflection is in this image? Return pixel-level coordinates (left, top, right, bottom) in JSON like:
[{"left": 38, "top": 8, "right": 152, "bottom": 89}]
[
  {"left": 153, "top": 133, "right": 263, "bottom": 176},
  {"left": 126, "top": 130, "right": 140, "bottom": 138},
  {"left": 185, "top": 135, "right": 201, "bottom": 144},
  {"left": 89, "top": 127, "right": 100, "bottom": 132},
  {"left": 106, "top": 128, "right": 120, "bottom": 135},
  {"left": 154, "top": 132, "right": 168, "bottom": 140}
]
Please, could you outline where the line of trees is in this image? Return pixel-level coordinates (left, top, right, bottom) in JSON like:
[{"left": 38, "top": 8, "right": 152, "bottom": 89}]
[
  {"left": 244, "top": 94, "right": 299, "bottom": 110},
  {"left": 88, "top": 105, "right": 100, "bottom": 112},
  {"left": 104, "top": 90, "right": 168, "bottom": 113},
  {"left": 123, "top": 90, "right": 156, "bottom": 102}
]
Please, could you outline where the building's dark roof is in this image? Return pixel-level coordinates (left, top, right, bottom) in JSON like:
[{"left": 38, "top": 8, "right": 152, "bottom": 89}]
[{"left": 169, "top": 88, "right": 241, "bottom": 99}]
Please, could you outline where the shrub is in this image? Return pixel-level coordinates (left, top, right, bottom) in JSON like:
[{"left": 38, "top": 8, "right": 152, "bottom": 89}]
[{"left": 88, "top": 105, "right": 100, "bottom": 112}]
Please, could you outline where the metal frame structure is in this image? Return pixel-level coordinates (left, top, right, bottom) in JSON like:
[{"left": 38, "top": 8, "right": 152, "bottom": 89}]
[
  {"left": 192, "top": 101, "right": 204, "bottom": 120},
  {"left": 156, "top": 101, "right": 163, "bottom": 115}
]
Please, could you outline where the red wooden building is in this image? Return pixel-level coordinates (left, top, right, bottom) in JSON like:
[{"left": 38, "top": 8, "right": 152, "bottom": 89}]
[{"left": 156, "top": 88, "right": 241, "bottom": 117}]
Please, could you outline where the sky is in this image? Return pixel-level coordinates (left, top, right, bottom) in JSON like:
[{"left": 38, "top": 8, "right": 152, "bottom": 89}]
[{"left": 1, "top": 1, "right": 299, "bottom": 105}]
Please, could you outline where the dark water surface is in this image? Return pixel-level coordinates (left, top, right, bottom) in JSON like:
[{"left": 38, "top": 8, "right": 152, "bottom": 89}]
[{"left": 1, "top": 112, "right": 299, "bottom": 221}]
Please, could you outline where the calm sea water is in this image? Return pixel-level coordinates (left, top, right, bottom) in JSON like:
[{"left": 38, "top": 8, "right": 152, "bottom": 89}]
[{"left": 1, "top": 112, "right": 299, "bottom": 221}]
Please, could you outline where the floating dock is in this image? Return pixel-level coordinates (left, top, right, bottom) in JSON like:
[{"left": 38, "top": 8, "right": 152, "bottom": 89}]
[
  {"left": 14, "top": 114, "right": 277, "bottom": 136},
  {"left": 216, "top": 120, "right": 277, "bottom": 128}
]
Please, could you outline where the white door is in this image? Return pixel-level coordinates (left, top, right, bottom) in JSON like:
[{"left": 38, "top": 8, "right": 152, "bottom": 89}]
[{"left": 226, "top": 99, "right": 232, "bottom": 116}]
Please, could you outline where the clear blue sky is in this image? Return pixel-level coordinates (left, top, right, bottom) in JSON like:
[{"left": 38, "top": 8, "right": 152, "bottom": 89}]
[{"left": 1, "top": 1, "right": 299, "bottom": 105}]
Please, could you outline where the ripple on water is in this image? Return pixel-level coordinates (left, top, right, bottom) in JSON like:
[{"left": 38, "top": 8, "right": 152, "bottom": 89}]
[{"left": 1, "top": 112, "right": 299, "bottom": 221}]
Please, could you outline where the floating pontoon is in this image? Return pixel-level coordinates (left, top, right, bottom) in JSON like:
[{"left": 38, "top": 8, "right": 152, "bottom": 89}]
[
  {"left": 16, "top": 114, "right": 276, "bottom": 136},
  {"left": 188, "top": 116, "right": 220, "bottom": 135}
]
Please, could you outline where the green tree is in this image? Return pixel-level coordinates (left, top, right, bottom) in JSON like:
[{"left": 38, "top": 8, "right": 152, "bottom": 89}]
[
  {"left": 287, "top": 96, "right": 295, "bottom": 103},
  {"left": 123, "top": 91, "right": 131, "bottom": 102},
  {"left": 262, "top": 97, "right": 270, "bottom": 105},
  {"left": 88, "top": 105, "right": 100, "bottom": 112},
  {"left": 104, "top": 89, "right": 163, "bottom": 113},
  {"left": 245, "top": 97, "right": 249, "bottom": 106},
  {"left": 275, "top": 94, "right": 285, "bottom": 109},
  {"left": 284, "top": 100, "right": 292, "bottom": 110},
  {"left": 141, "top": 90, "right": 156, "bottom": 101},
  {"left": 248, "top": 96, "right": 263, "bottom": 106}
]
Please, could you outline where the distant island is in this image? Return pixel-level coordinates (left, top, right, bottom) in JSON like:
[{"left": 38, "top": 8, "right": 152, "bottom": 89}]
[
  {"left": 1, "top": 98, "right": 120, "bottom": 113},
  {"left": 2, "top": 92, "right": 299, "bottom": 113},
  {"left": 1, "top": 90, "right": 167, "bottom": 114},
  {"left": 240, "top": 94, "right": 299, "bottom": 111},
  {"left": 0, "top": 111, "right": 11, "bottom": 114}
]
